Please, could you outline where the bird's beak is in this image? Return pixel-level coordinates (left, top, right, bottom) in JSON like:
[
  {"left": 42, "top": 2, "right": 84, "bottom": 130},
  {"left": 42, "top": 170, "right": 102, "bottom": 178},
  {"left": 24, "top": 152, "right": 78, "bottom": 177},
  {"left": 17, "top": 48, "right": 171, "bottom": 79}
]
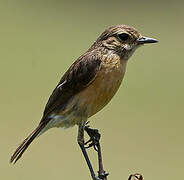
[{"left": 138, "top": 36, "right": 158, "bottom": 44}]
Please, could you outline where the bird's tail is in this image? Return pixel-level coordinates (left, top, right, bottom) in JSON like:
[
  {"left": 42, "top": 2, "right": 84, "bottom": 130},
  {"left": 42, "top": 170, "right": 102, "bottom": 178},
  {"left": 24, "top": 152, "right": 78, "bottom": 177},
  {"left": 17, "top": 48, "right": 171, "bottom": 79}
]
[{"left": 10, "top": 122, "right": 46, "bottom": 164}]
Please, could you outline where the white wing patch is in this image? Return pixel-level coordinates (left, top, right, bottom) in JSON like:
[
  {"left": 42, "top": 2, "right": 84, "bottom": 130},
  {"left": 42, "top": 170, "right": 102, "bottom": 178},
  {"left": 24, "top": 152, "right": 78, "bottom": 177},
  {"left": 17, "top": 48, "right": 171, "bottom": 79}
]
[{"left": 57, "top": 80, "right": 67, "bottom": 90}]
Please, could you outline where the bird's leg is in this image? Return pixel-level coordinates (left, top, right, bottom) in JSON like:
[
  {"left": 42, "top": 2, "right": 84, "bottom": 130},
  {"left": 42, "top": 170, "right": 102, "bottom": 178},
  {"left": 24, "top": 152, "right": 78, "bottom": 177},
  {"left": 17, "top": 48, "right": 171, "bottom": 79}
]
[
  {"left": 84, "top": 126, "right": 109, "bottom": 180},
  {"left": 78, "top": 123, "right": 99, "bottom": 180}
]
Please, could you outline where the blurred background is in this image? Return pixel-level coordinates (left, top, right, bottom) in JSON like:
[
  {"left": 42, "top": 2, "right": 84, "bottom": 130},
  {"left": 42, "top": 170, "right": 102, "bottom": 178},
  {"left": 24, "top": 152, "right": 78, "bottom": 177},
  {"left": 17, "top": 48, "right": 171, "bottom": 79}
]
[{"left": 0, "top": 0, "right": 183, "bottom": 180}]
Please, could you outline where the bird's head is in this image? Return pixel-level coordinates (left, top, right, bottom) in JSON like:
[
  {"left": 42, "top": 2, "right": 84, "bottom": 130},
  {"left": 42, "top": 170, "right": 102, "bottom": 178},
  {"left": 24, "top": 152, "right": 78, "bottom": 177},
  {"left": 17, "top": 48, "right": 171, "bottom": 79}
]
[{"left": 95, "top": 25, "right": 158, "bottom": 60}]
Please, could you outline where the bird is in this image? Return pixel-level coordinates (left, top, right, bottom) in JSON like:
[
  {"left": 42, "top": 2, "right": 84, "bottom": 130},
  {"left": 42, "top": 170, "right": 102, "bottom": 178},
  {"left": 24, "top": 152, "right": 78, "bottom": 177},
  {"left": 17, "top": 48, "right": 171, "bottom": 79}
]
[{"left": 10, "top": 24, "right": 157, "bottom": 179}]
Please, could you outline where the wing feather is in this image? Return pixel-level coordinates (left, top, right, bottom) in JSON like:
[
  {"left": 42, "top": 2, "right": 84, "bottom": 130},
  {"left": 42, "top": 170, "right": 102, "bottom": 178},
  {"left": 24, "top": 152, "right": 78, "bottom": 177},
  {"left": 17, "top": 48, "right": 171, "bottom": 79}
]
[{"left": 41, "top": 51, "right": 101, "bottom": 120}]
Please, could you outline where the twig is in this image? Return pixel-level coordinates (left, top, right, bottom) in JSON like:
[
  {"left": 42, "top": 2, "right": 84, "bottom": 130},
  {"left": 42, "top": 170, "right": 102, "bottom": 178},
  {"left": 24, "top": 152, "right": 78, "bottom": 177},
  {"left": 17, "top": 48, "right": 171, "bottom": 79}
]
[
  {"left": 96, "top": 141, "right": 109, "bottom": 180},
  {"left": 84, "top": 125, "right": 143, "bottom": 180}
]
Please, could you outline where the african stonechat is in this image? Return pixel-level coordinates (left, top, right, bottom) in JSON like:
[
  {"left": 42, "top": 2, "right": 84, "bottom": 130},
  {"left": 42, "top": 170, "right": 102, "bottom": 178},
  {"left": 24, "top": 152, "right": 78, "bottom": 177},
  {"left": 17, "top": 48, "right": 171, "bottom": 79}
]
[{"left": 10, "top": 25, "right": 158, "bottom": 179}]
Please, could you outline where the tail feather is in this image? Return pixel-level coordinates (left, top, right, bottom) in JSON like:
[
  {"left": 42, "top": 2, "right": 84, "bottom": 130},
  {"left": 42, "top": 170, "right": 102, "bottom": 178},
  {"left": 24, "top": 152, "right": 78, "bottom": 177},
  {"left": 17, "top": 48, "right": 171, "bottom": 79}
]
[{"left": 10, "top": 123, "right": 46, "bottom": 164}]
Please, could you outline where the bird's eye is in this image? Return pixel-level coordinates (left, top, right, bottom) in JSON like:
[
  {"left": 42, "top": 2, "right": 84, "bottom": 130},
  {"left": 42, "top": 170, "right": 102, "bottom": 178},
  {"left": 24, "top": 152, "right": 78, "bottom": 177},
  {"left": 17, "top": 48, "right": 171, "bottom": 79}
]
[{"left": 117, "top": 33, "right": 129, "bottom": 41}]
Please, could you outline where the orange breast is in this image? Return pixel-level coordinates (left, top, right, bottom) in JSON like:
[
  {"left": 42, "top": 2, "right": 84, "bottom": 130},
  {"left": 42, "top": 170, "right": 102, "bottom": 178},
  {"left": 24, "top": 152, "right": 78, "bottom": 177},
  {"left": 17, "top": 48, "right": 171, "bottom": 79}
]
[{"left": 75, "top": 56, "right": 127, "bottom": 117}]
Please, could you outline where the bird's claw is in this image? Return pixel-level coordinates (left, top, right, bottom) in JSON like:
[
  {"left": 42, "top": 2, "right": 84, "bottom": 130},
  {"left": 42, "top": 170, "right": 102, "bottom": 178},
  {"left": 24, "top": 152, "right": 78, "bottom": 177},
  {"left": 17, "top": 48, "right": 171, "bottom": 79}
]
[{"left": 84, "top": 126, "right": 101, "bottom": 151}]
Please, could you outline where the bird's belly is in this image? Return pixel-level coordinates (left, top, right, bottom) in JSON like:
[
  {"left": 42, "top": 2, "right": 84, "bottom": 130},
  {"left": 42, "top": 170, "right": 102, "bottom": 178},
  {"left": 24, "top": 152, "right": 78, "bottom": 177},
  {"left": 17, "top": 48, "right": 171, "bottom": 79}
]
[{"left": 82, "top": 77, "right": 123, "bottom": 117}]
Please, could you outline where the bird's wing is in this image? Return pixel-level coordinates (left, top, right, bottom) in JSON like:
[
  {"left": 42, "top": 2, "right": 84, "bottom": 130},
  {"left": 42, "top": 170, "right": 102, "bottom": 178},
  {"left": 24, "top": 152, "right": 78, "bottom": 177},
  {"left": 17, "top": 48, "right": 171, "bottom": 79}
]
[
  {"left": 10, "top": 52, "right": 101, "bottom": 164},
  {"left": 40, "top": 52, "right": 101, "bottom": 121}
]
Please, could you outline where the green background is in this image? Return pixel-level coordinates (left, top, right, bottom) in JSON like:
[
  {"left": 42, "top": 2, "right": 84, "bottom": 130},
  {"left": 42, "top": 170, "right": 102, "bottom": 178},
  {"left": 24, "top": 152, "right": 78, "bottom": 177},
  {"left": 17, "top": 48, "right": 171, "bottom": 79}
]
[{"left": 1, "top": 0, "right": 183, "bottom": 180}]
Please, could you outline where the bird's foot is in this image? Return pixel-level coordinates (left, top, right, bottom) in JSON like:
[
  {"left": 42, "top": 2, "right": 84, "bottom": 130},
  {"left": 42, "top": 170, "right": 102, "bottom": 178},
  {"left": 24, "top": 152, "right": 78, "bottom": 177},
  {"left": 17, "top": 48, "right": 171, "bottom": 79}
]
[{"left": 84, "top": 125, "right": 101, "bottom": 151}]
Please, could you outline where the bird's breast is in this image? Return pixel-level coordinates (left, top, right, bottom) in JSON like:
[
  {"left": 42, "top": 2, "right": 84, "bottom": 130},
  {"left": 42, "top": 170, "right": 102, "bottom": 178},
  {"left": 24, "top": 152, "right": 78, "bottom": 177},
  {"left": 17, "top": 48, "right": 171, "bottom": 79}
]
[{"left": 74, "top": 56, "right": 127, "bottom": 118}]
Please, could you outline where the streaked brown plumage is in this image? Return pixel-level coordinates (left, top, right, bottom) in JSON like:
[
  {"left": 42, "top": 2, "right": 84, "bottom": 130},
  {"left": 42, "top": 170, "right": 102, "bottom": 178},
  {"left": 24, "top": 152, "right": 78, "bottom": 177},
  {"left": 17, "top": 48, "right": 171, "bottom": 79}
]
[{"left": 10, "top": 25, "right": 158, "bottom": 166}]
